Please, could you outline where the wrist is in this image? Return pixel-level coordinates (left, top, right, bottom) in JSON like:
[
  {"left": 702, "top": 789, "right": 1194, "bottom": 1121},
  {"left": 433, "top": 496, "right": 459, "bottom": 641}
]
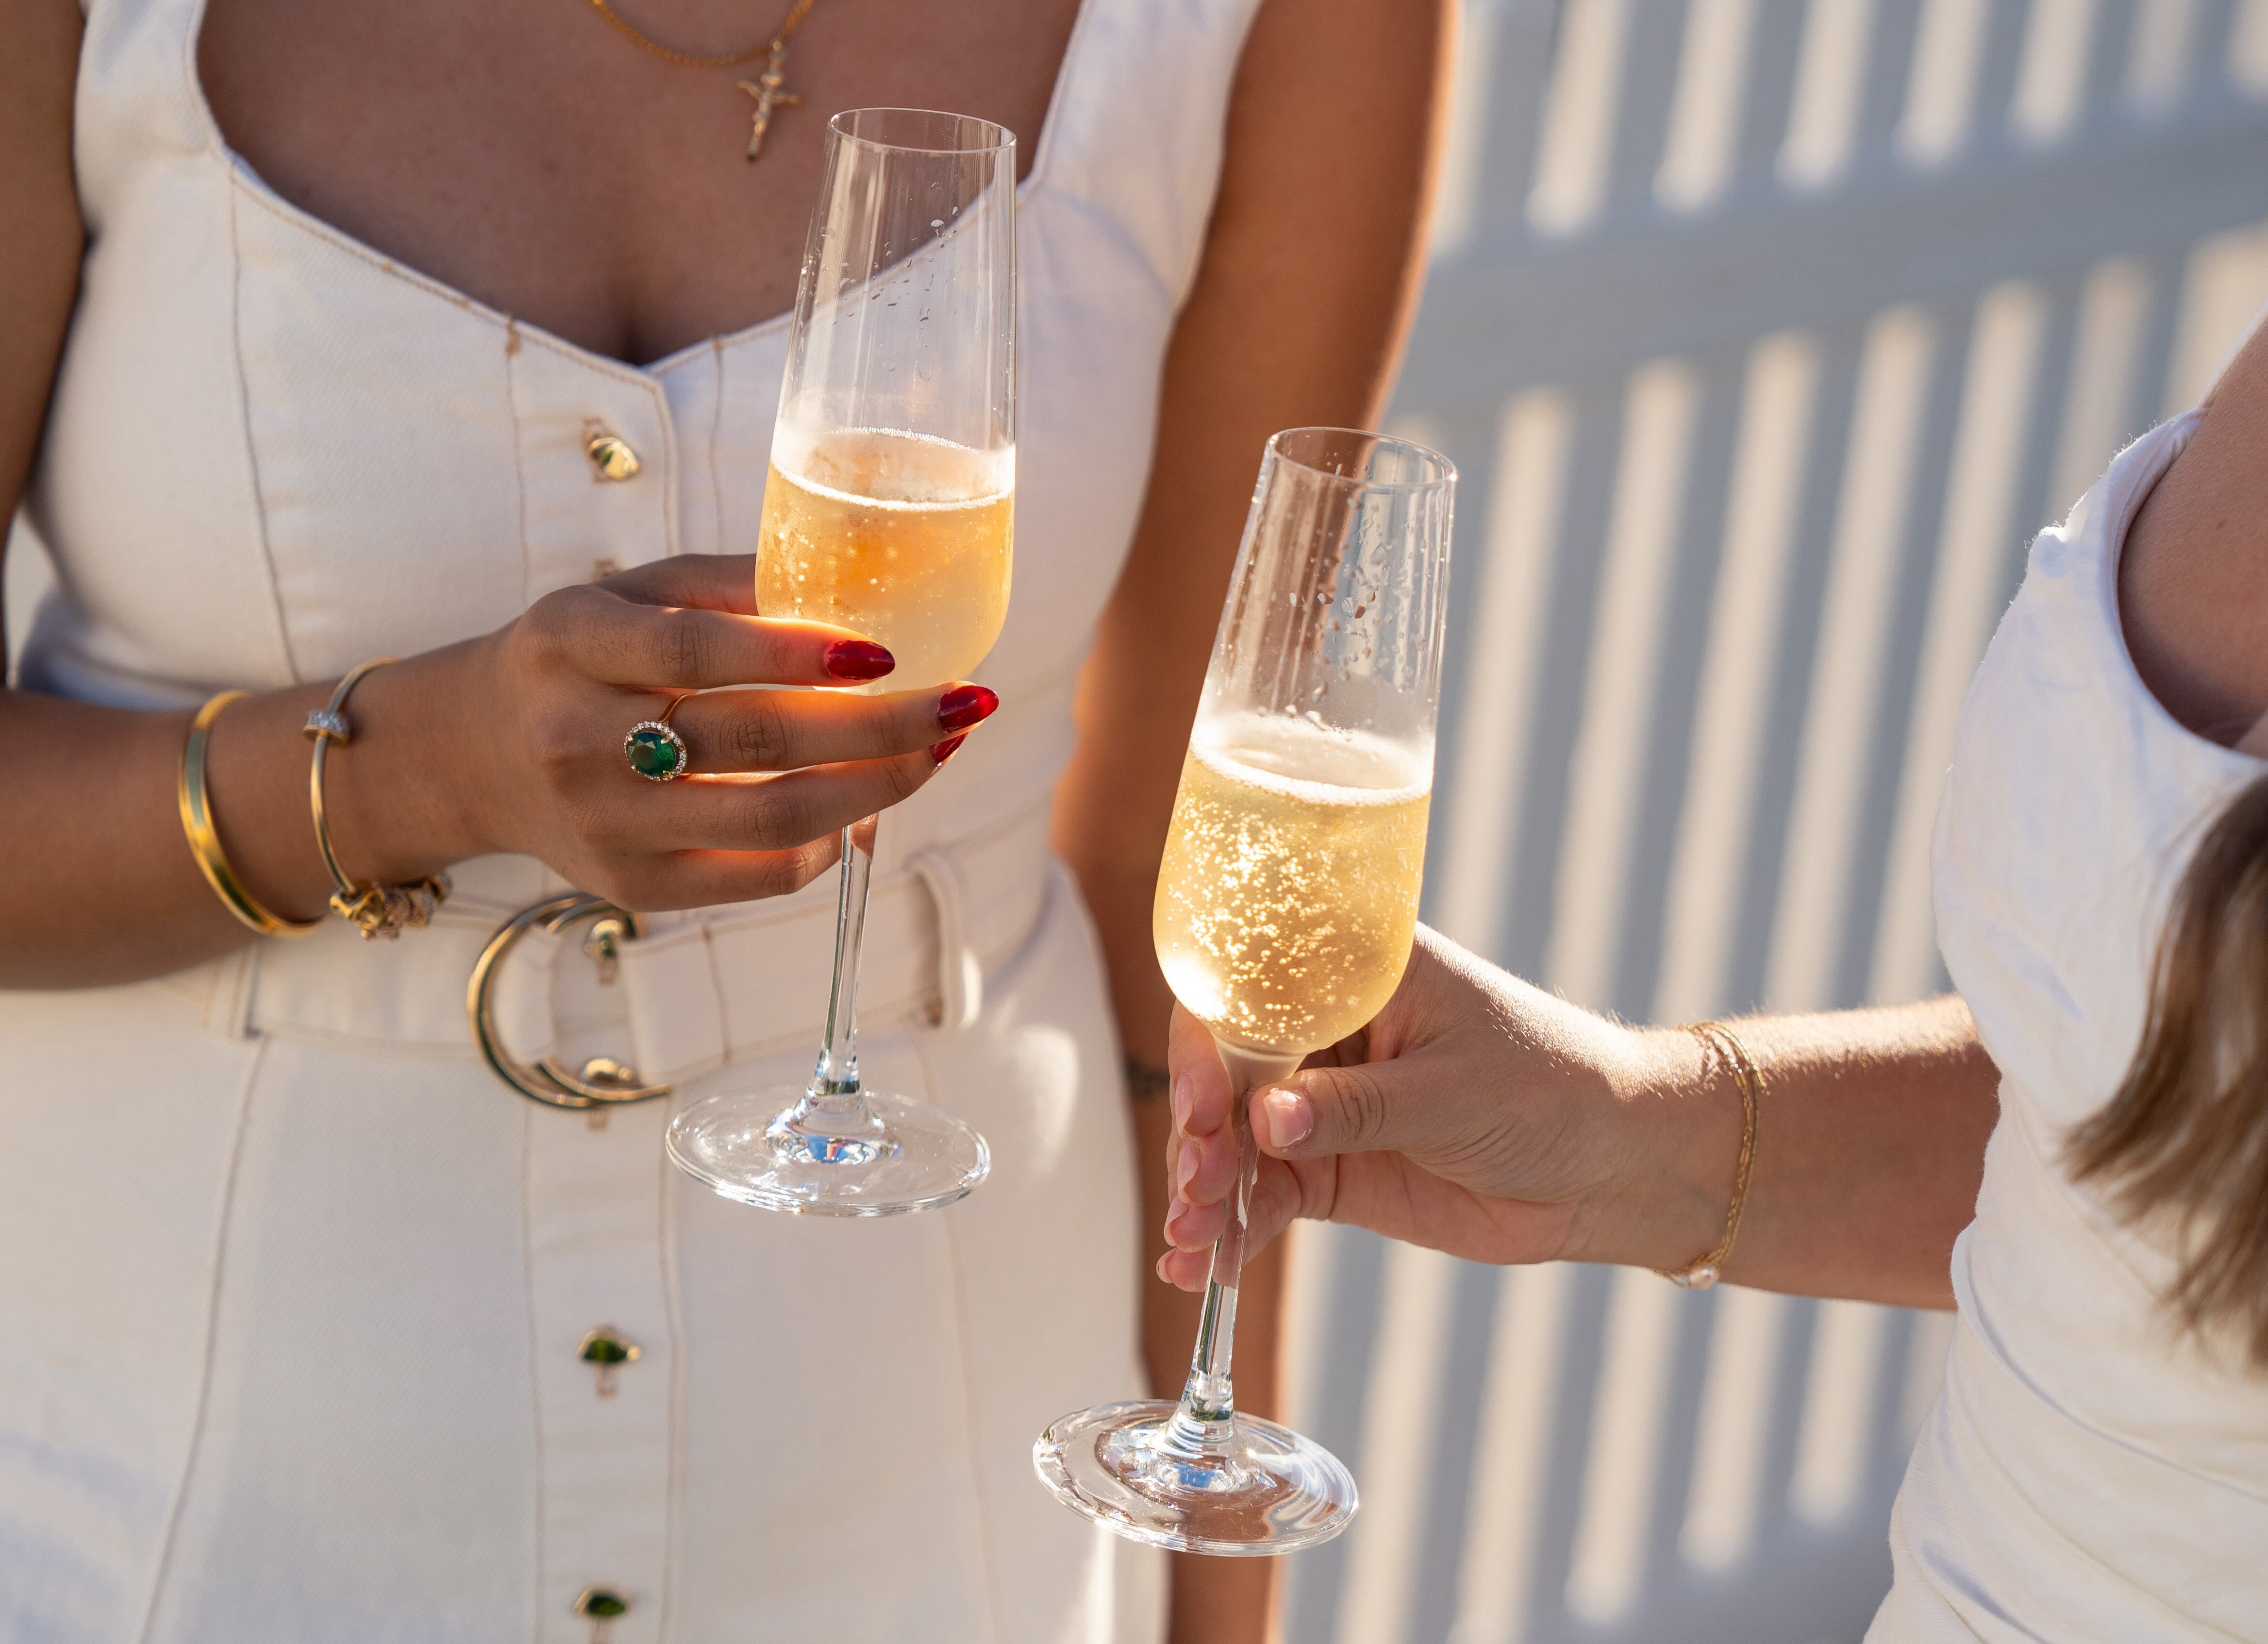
[
  {"left": 1579, "top": 1024, "right": 1745, "bottom": 1271},
  {"left": 319, "top": 642, "right": 498, "bottom": 881}
]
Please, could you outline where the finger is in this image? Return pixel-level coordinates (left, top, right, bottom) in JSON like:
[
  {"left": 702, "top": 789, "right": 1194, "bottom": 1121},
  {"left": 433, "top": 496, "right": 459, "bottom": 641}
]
[
  {"left": 602, "top": 554, "right": 761, "bottom": 614},
  {"left": 550, "top": 586, "right": 897, "bottom": 689},
  {"left": 1159, "top": 1245, "right": 1212, "bottom": 1290},
  {"left": 1243, "top": 1156, "right": 1305, "bottom": 1260},
  {"left": 1171, "top": 1120, "right": 1243, "bottom": 1211},
  {"left": 628, "top": 750, "right": 947, "bottom": 853},
  {"left": 660, "top": 682, "right": 998, "bottom": 774},
  {"left": 1165, "top": 1194, "right": 1226, "bottom": 1252},
  {"left": 1250, "top": 1058, "right": 1463, "bottom": 1162},
  {"left": 1161, "top": 1147, "right": 1306, "bottom": 1288},
  {"left": 604, "top": 835, "right": 847, "bottom": 912},
  {"left": 1167, "top": 1007, "right": 1235, "bottom": 1139}
]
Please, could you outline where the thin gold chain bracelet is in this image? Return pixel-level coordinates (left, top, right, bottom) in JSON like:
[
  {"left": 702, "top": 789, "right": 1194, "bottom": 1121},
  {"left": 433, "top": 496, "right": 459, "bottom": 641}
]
[
  {"left": 304, "top": 659, "right": 450, "bottom": 940},
  {"left": 1656, "top": 1020, "right": 1761, "bottom": 1289},
  {"left": 177, "top": 690, "right": 324, "bottom": 939}
]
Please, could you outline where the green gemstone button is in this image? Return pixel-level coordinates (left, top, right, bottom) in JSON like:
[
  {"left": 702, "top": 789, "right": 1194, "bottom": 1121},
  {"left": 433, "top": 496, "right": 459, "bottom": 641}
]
[
  {"left": 579, "top": 1326, "right": 640, "bottom": 1369},
  {"left": 575, "top": 1587, "right": 629, "bottom": 1619},
  {"left": 627, "top": 729, "right": 680, "bottom": 777}
]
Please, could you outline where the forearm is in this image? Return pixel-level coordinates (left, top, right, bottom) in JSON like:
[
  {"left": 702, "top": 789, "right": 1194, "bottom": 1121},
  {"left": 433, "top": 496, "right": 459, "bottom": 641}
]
[
  {"left": 0, "top": 650, "right": 483, "bottom": 989},
  {"left": 1617, "top": 995, "right": 1997, "bottom": 1309}
]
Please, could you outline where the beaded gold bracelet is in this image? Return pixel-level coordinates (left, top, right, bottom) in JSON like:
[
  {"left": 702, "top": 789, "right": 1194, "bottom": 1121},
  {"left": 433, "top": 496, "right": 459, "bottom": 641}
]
[
  {"left": 1657, "top": 1020, "right": 1762, "bottom": 1289},
  {"left": 303, "top": 658, "right": 450, "bottom": 940},
  {"left": 177, "top": 690, "right": 323, "bottom": 939}
]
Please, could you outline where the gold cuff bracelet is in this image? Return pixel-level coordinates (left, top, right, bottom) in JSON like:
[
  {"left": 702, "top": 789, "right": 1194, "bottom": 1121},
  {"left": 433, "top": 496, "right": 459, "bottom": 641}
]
[{"left": 304, "top": 658, "right": 450, "bottom": 940}]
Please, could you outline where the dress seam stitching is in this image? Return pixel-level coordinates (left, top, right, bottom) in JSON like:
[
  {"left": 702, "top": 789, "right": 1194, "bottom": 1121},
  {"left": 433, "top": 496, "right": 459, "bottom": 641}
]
[
  {"left": 505, "top": 321, "right": 532, "bottom": 610},
  {"left": 708, "top": 338, "right": 727, "bottom": 559},
  {"left": 912, "top": 1038, "right": 1010, "bottom": 1644},
  {"left": 521, "top": 1102, "right": 549, "bottom": 1644},
  {"left": 224, "top": 181, "right": 304, "bottom": 680},
  {"left": 132, "top": 1035, "right": 267, "bottom": 1644},
  {"left": 657, "top": 1110, "right": 688, "bottom": 1642},
  {"left": 656, "top": 374, "right": 681, "bottom": 560}
]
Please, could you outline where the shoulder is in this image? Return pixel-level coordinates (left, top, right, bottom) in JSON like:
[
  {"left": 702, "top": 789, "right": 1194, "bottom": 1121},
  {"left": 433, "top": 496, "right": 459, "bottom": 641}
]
[{"left": 2118, "top": 319, "right": 2268, "bottom": 748}]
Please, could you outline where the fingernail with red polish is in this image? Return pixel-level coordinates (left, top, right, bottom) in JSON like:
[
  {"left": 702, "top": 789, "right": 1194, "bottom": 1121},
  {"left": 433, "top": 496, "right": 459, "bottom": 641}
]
[
  {"left": 937, "top": 683, "right": 1000, "bottom": 732},
  {"left": 930, "top": 733, "right": 969, "bottom": 767},
  {"left": 825, "top": 639, "right": 895, "bottom": 681}
]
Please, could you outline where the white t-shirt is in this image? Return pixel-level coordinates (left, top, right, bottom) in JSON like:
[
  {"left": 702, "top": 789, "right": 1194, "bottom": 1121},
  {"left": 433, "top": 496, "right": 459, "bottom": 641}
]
[{"left": 1875, "top": 408, "right": 2268, "bottom": 1641}]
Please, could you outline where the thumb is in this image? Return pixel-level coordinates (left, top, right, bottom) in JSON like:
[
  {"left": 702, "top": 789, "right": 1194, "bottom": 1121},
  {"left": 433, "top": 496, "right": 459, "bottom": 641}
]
[{"left": 1251, "top": 1058, "right": 1434, "bottom": 1161}]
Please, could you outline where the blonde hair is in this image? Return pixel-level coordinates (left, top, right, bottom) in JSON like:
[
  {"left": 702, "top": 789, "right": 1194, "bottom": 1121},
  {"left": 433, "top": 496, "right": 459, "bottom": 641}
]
[{"left": 2070, "top": 776, "right": 2268, "bottom": 1370}]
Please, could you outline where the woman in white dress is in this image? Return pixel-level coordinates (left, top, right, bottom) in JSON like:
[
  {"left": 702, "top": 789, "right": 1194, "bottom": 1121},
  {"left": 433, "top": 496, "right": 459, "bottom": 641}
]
[
  {"left": 0, "top": 0, "right": 1451, "bottom": 1638},
  {"left": 1159, "top": 323, "right": 2268, "bottom": 1636}
]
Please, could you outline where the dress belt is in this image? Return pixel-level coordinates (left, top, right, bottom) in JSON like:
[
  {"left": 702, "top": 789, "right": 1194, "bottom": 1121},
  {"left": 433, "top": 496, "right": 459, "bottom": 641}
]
[{"left": 193, "top": 794, "right": 1060, "bottom": 1090}]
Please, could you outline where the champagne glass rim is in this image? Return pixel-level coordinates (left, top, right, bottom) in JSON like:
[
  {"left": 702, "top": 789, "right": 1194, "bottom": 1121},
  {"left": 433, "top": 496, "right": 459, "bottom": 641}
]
[
  {"left": 1267, "top": 427, "right": 1456, "bottom": 492},
  {"left": 827, "top": 107, "right": 1017, "bottom": 157}
]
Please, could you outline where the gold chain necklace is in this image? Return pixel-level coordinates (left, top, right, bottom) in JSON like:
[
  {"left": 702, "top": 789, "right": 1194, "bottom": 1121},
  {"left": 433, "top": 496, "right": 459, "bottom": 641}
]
[{"left": 584, "top": 0, "right": 822, "bottom": 160}]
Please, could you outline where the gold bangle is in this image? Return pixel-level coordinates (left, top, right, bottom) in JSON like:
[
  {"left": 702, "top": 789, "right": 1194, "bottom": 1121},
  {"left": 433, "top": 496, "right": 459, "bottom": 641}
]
[
  {"left": 1657, "top": 1020, "right": 1761, "bottom": 1289},
  {"left": 303, "top": 658, "right": 450, "bottom": 940},
  {"left": 177, "top": 690, "right": 322, "bottom": 939}
]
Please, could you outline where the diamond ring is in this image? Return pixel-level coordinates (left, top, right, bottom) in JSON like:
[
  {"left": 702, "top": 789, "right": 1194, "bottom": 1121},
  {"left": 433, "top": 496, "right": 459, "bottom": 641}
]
[{"left": 624, "top": 695, "right": 692, "bottom": 781}]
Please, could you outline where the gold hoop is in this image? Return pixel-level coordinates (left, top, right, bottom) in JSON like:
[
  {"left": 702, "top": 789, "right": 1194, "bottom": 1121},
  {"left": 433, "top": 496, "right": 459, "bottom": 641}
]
[{"left": 467, "top": 893, "right": 673, "bottom": 1108}]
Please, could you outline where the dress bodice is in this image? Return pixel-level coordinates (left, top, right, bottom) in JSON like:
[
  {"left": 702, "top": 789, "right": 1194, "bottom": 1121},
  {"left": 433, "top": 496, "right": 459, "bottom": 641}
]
[{"left": 24, "top": 0, "right": 1261, "bottom": 869}]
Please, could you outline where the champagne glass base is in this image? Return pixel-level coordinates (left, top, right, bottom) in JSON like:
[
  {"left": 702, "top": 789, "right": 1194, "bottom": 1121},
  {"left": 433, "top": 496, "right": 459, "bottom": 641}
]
[
  {"left": 667, "top": 1089, "right": 989, "bottom": 1217},
  {"left": 1033, "top": 1400, "right": 1357, "bottom": 1556}
]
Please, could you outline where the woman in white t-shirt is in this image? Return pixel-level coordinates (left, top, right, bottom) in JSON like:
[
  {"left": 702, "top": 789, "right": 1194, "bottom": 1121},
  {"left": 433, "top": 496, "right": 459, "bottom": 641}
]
[{"left": 1161, "top": 319, "right": 2268, "bottom": 1640}]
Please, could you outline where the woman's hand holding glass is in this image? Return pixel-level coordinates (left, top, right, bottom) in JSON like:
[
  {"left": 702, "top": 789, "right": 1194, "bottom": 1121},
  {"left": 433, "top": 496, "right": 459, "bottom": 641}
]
[
  {"left": 380, "top": 551, "right": 992, "bottom": 913},
  {"left": 1157, "top": 927, "right": 1738, "bottom": 1284}
]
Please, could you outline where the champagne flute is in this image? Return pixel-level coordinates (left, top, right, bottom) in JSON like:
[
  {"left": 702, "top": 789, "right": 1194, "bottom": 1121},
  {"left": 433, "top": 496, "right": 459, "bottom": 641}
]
[
  {"left": 666, "top": 109, "right": 1015, "bottom": 1216},
  {"left": 1034, "top": 428, "right": 1455, "bottom": 1552}
]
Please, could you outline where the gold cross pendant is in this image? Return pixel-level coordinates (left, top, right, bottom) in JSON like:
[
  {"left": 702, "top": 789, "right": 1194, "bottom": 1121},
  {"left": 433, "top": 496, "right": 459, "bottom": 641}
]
[{"left": 735, "top": 40, "right": 801, "bottom": 162}]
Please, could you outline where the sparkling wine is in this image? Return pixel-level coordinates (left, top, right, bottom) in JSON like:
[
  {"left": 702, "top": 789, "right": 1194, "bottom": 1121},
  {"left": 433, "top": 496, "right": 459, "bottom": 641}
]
[
  {"left": 1154, "top": 711, "right": 1432, "bottom": 1057},
  {"left": 757, "top": 426, "right": 1014, "bottom": 690}
]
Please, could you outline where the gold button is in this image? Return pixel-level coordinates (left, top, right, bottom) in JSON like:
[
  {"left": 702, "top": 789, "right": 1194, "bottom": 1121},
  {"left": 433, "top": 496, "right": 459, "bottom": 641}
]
[{"left": 585, "top": 430, "right": 642, "bottom": 482}]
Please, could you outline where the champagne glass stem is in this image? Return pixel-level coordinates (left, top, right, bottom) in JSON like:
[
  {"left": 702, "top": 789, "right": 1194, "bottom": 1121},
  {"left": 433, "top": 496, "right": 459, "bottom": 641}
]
[
  {"left": 1167, "top": 1041, "right": 1301, "bottom": 1456},
  {"left": 804, "top": 820, "right": 877, "bottom": 1118}
]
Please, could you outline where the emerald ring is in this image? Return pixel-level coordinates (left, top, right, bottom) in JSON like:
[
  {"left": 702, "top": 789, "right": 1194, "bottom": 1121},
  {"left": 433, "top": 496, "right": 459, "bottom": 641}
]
[{"left": 624, "top": 702, "right": 691, "bottom": 782}]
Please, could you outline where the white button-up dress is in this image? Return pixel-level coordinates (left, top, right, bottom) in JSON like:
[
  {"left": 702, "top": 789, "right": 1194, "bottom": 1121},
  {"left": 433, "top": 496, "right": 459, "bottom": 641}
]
[{"left": 0, "top": 0, "right": 1264, "bottom": 1638}]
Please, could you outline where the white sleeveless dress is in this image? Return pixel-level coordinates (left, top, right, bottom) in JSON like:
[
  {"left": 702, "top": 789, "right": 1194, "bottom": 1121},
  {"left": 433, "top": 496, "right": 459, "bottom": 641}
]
[
  {"left": 1873, "top": 408, "right": 2268, "bottom": 1641},
  {"left": 0, "top": 0, "right": 1264, "bottom": 1638}
]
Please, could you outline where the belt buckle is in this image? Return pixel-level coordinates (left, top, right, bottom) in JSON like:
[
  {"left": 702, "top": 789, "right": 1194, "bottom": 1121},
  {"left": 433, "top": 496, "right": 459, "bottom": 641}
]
[{"left": 468, "top": 893, "right": 672, "bottom": 1108}]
